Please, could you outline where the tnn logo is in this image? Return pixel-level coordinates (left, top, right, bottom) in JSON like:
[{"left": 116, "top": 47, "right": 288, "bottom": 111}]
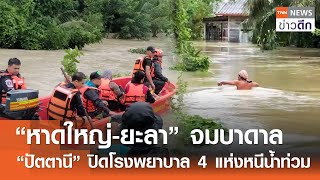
[{"left": 290, "top": 9, "right": 313, "bottom": 16}]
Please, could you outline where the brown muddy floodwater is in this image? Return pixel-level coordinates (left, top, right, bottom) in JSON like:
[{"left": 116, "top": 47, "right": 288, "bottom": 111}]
[{"left": 1, "top": 38, "right": 320, "bottom": 151}]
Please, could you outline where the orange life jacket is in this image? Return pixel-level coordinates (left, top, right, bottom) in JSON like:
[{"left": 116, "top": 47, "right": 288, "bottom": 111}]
[
  {"left": 47, "top": 86, "right": 79, "bottom": 120},
  {"left": 99, "top": 78, "right": 118, "bottom": 101},
  {"left": 0, "top": 72, "right": 26, "bottom": 104},
  {"left": 79, "top": 86, "right": 99, "bottom": 113},
  {"left": 132, "top": 56, "right": 155, "bottom": 78},
  {"left": 123, "top": 83, "right": 146, "bottom": 105}
]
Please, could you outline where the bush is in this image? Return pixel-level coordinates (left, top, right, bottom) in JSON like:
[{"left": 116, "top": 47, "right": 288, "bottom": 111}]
[
  {"left": 129, "top": 48, "right": 146, "bottom": 54},
  {"left": 61, "top": 47, "right": 83, "bottom": 76},
  {"left": 171, "top": 43, "right": 210, "bottom": 71},
  {"left": 60, "top": 20, "right": 103, "bottom": 49},
  {"left": 177, "top": 113, "right": 225, "bottom": 145},
  {"left": 43, "top": 21, "right": 69, "bottom": 50},
  {"left": 257, "top": 30, "right": 278, "bottom": 50},
  {"left": 19, "top": 21, "right": 46, "bottom": 50}
]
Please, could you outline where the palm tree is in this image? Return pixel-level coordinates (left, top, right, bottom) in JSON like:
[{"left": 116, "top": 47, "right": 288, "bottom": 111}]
[{"left": 244, "top": 0, "right": 320, "bottom": 49}]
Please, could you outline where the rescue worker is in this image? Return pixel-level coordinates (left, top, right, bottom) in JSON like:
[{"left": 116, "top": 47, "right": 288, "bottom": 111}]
[
  {"left": 99, "top": 70, "right": 125, "bottom": 111},
  {"left": 82, "top": 71, "right": 115, "bottom": 118},
  {"left": 0, "top": 58, "right": 26, "bottom": 112},
  {"left": 152, "top": 49, "right": 169, "bottom": 95},
  {"left": 47, "top": 72, "right": 88, "bottom": 121},
  {"left": 132, "top": 46, "right": 156, "bottom": 91},
  {"left": 123, "top": 70, "right": 155, "bottom": 106}
]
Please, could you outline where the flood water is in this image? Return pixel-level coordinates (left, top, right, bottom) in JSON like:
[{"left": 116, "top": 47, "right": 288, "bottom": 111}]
[
  {"left": 184, "top": 41, "right": 320, "bottom": 152},
  {"left": 1, "top": 38, "right": 320, "bottom": 151}
]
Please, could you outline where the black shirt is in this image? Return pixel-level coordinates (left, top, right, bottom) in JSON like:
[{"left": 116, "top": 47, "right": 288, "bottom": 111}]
[
  {"left": 142, "top": 57, "right": 152, "bottom": 70},
  {"left": 64, "top": 83, "right": 86, "bottom": 117},
  {"left": 83, "top": 89, "right": 110, "bottom": 114},
  {"left": 0, "top": 70, "right": 14, "bottom": 104}
]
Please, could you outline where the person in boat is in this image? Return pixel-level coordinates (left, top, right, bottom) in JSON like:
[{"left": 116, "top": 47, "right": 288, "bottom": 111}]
[
  {"left": 99, "top": 69, "right": 126, "bottom": 111},
  {"left": 122, "top": 70, "right": 156, "bottom": 106},
  {"left": 47, "top": 72, "right": 89, "bottom": 121},
  {"left": 152, "top": 49, "right": 169, "bottom": 95},
  {"left": 0, "top": 58, "right": 26, "bottom": 112},
  {"left": 218, "top": 70, "right": 259, "bottom": 90},
  {"left": 132, "top": 46, "right": 157, "bottom": 92},
  {"left": 121, "top": 102, "right": 168, "bottom": 157},
  {"left": 82, "top": 71, "right": 115, "bottom": 118}
]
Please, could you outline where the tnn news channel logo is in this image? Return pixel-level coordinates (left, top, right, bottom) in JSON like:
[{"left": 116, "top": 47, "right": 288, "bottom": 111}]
[{"left": 276, "top": 7, "right": 315, "bottom": 32}]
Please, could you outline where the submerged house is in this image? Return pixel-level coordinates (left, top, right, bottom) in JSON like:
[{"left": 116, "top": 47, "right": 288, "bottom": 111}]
[{"left": 203, "top": 0, "right": 251, "bottom": 43}]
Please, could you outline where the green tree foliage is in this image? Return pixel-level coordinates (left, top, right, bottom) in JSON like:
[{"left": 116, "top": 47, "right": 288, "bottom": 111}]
[
  {"left": 0, "top": 1, "right": 21, "bottom": 48},
  {"left": 61, "top": 47, "right": 83, "bottom": 76},
  {"left": 0, "top": 0, "right": 103, "bottom": 50},
  {"left": 244, "top": 0, "right": 320, "bottom": 50},
  {"left": 186, "top": 0, "right": 217, "bottom": 40},
  {"left": 141, "top": 0, "right": 172, "bottom": 37},
  {"left": 102, "top": 0, "right": 150, "bottom": 39},
  {"left": 171, "top": 0, "right": 210, "bottom": 72}
]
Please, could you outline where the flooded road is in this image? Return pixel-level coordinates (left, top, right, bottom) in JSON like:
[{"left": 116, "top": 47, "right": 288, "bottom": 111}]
[{"left": 1, "top": 38, "right": 320, "bottom": 148}]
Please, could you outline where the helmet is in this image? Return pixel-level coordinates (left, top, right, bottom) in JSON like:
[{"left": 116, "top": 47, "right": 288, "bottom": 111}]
[{"left": 154, "top": 49, "right": 163, "bottom": 57}]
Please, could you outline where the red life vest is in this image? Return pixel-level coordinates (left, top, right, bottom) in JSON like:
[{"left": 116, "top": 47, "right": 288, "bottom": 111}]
[
  {"left": 0, "top": 71, "right": 26, "bottom": 104},
  {"left": 47, "top": 86, "right": 79, "bottom": 120},
  {"left": 123, "top": 83, "right": 146, "bottom": 105},
  {"left": 99, "top": 78, "right": 117, "bottom": 101},
  {"left": 79, "top": 86, "right": 99, "bottom": 113},
  {"left": 132, "top": 56, "right": 155, "bottom": 78}
]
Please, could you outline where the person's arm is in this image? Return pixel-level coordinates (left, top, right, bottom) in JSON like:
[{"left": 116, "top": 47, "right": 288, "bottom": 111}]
[
  {"left": 74, "top": 93, "right": 86, "bottom": 117},
  {"left": 109, "top": 82, "right": 124, "bottom": 98},
  {"left": 153, "top": 62, "right": 168, "bottom": 82},
  {"left": 145, "top": 66, "right": 155, "bottom": 90},
  {"left": 218, "top": 81, "right": 238, "bottom": 86},
  {"left": 251, "top": 82, "right": 259, "bottom": 87},
  {"left": 84, "top": 90, "right": 110, "bottom": 114}
]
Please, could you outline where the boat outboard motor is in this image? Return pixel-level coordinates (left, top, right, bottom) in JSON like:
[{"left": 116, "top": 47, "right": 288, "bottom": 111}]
[{"left": 0, "top": 89, "right": 40, "bottom": 120}]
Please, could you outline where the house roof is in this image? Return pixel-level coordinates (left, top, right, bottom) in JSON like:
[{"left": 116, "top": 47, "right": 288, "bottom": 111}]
[{"left": 216, "top": 0, "right": 248, "bottom": 16}]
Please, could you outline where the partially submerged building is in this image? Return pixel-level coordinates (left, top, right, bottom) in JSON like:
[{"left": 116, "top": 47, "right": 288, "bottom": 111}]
[{"left": 203, "top": 0, "right": 251, "bottom": 43}]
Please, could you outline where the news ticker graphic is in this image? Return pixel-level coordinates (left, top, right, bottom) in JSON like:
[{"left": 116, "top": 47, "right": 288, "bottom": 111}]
[{"left": 276, "top": 7, "right": 315, "bottom": 32}]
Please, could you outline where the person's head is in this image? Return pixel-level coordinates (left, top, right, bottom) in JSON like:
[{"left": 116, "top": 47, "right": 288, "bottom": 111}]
[
  {"left": 238, "top": 70, "right": 249, "bottom": 81},
  {"left": 72, "top": 72, "right": 86, "bottom": 89},
  {"left": 154, "top": 49, "right": 163, "bottom": 62},
  {"left": 7, "top": 58, "right": 21, "bottom": 75},
  {"left": 146, "top": 46, "right": 156, "bottom": 57},
  {"left": 90, "top": 71, "right": 102, "bottom": 87},
  {"left": 102, "top": 69, "right": 113, "bottom": 80},
  {"left": 132, "top": 70, "right": 145, "bottom": 84}
]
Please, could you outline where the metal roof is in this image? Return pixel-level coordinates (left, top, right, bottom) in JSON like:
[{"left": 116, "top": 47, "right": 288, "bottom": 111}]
[{"left": 216, "top": 0, "right": 248, "bottom": 16}]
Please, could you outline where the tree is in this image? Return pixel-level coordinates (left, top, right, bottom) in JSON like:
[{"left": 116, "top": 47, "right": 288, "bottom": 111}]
[
  {"left": 244, "top": 0, "right": 320, "bottom": 49},
  {"left": 0, "top": 0, "right": 104, "bottom": 50},
  {"left": 140, "top": 0, "right": 171, "bottom": 37}
]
